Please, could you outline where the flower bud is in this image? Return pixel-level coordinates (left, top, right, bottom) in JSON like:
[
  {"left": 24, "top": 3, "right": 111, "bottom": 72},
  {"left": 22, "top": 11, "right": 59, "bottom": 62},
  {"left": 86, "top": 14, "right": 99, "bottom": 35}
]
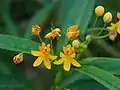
[
  {"left": 103, "top": 12, "right": 112, "bottom": 23},
  {"left": 32, "top": 25, "right": 41, "bottom": 35},
  {"left": 95, "top": 6, "right": 104, "bottom": 17},
  {"left": 109, "top": 31, "right": 117, "bottom": 41},
  {"left": 117, "top": 12, "right": 120, "bottom": 20},
  {"left": 13, "top": 53, "right": 23, "bottom": 64},
  {"left": 86, "top": 35, "right": 92, "bottom": 41},
  {"left": 72, "top": 40, "right": 80, "bottom": 48}
]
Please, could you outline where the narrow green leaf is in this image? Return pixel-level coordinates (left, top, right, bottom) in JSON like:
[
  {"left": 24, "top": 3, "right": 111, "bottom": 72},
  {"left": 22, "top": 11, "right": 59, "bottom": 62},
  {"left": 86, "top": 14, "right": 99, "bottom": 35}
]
[
  {"left": 75, "top": 65, "right": 120, "bottom": 90},
  {"left": 24, "top": 3, "right": 55, "bottom": 39},
  {"left": 2, "top": 13, "right": 17, "bottom": 36},
  {"left": 80, "top": 57, "right": 120, "bottom": 74},
  {"left": 59, "top": 0, "right": 95, "bottom": 34},
  {"left": 0, "top": 34, "right": 40, "bottom": 53}
]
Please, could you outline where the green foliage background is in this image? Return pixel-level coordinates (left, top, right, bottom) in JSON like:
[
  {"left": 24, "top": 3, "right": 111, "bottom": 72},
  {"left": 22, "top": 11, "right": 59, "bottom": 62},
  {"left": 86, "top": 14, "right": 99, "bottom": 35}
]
[{"left": 0, "top": 0, "right": 120, "bottom": 90}]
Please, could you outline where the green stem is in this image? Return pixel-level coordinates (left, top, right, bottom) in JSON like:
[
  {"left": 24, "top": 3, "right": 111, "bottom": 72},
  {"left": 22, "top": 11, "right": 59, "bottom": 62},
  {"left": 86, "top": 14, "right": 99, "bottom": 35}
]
[
  {"left": 93, "top": 34, "right": 109, "bottom": 39},
  {"left": 92, "top": 17, "right": 98, "bottom": 35},
  {"left": 56, "top": 37, "right": 63, "bottom": 48},
  {"left": 88, "top": 28, "right": 109, "bottom": 32},
  {"left": 50, "top": 40, "right": 54, "bottom": 54},
  {"left": 22, "top": 52, "right": 31, "bottom": 54},
  {"left": 38, "top": 35, "right": 43, "bottom": 43},
  {"left": 96, "top": 24, "right": 106, "bottom": 36}
]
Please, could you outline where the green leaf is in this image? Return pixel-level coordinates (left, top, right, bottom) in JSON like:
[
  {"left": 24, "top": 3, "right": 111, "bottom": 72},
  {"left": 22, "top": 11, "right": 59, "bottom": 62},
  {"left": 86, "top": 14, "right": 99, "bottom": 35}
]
[
  {"left": 24, "top": 3, "right": 55, "bottom": 39},
  {"left": 56, "top": 0, "right": 95, "bottom": 53},
  {"left": 80, "top": 57, "right": 120, "bottom": 74},
  {"left": 68, "top": 79, "right": 107, "bottom": 90},
  {"left": 2, "top": 13, "right": 17, "bottom": 36},
  {"left": 75, "top": 65, "right": 120, "bottom": 90},
  {"left": 0, "top": 34, "right": 40, "bottom": 53},
  {"left": 59, "top": 0, "right": 95, "bottom": 34}
]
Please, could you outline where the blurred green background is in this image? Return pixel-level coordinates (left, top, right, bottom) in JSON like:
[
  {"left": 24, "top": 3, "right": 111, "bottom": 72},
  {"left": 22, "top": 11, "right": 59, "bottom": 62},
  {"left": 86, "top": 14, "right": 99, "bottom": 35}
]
[{"left": 0, "top": 0, "right": 120, "bottom": 90}]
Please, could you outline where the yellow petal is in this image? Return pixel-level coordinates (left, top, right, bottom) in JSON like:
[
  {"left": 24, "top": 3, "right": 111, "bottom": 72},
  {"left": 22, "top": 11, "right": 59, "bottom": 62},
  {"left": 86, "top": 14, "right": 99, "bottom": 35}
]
[
  {"left": 49, "top": 55, "right": 57, "bottom": 60},
  {"left": 47, "top": 44, "right": 50, "bottom": 48},
  {"left": 67, "top": 25, "right": 78, "bottom": 32},
  {"left": 71, "top": 59, "right": 81, "bottom": 67},
  {"left": 44, "top": 58, "right": 51, "bottom": 69},
  {"left": 54, "top": 28, "right": 60, "bottom": 32},
  {"left": 70, "top": 53, "right": 76, "bottom": 58},
  {"left": 31, "top": 51, "right": 42, "bottom": 56},
  {"left": 42, "top": 42, "right": 45, "bottom": 47},
  {"left": 67, "top": 44, "right": 71, "bottom": 48},
  {"left": 60, "top": 52, "right": 65, "bottom": 57},
  {"left": 117, "top": 24, "right": 120, "bottom": 34},
  {"left": 117, "top": 12, "right": 120, "bottom": 20},
  {"left": 64, "top": 59, "right": 71, "bottom": 71},
  {"left": 33, "top": 57, "right": 43, "bottom": 67},
  {"left": 63, "top": 46, "right": 67, "bottom": 54},
  {"left": 53, "top": 59, "right": 64, "bottom": 65},
  {"left": 111, "top": 23, "right": 115, "bottom": 26}
]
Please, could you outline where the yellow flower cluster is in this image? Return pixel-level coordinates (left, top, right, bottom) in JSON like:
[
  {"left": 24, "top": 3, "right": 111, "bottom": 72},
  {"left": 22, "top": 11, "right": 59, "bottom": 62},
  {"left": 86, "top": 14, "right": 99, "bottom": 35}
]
[
  {"left": 107, "top": 12, "right": 120, "bottom": 41},
  {"left": 95, "top": 5, "right": 120, "bottom": 41},
  {"left": 31, "top": 25, "right": 81, "bottom": 71}
]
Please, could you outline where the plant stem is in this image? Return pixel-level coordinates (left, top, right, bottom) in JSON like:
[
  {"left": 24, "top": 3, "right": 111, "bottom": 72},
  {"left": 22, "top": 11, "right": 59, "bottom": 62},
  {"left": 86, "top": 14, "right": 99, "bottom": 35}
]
[
  {"left": 92, "top": 17, "right": 98, "bottom": 35},
  {"left": 88, "top": 28, "right": 109, "bottom": 32},
  {"left": 96, "top": 24, "right": 106, "bottom": 36},
  {"left": 56, "top": 37, "right": 63, "bottom": 48},
  {"left": 93, "top": 34, "right": 109, "bottom": 39},
  {"left": 38, "top": 35, "right": 43, "bottom": 43},
  {"left": 50, "top": 40, "right": 54, "bottom": 54}
]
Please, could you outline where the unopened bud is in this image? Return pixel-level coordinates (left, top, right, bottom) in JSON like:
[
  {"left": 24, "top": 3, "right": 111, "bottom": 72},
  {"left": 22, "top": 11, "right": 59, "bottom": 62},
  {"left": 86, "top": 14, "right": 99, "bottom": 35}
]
[
  {"left": 95, "top": 6, "right": 104, "bottom": 17},
  {"left": 32, "top": 25, "right": 41, "bottom": 35},
  {"left": 117, "top": 12, "right": 120, "bottom": 20},
  {"left": 109, "top": 31, "right": 117, "bottom": 41},
  {"left": 72, "top": 40, "right": 80, "bottom": 48},
  {"left": 86, "top": 35, "right": 92, "bottom": 41},
  {"left": 103, "top": 12, "right": 112, "bottom": 23},
  {"left": 13, "top": 53, "right": 23, "bottom": 64}
]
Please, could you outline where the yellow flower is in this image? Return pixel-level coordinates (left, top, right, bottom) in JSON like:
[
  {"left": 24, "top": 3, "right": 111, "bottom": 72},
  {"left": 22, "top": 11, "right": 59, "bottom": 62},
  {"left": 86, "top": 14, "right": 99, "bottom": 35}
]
[
  {"left": 45, "top": 28, "right": 61, "bottom": 39},
  {"left": 32, "top": 25, "right": 41, "bottom": 35},
  {"left": 95, "top": 6, "right": 104, "bottom": 17},
  {"left": 107, "top": 15, "right": 120, "bottom": 40},
  {"left": 13, "top": 53, "right": 23, "bottom": 64},
  {"left": 66, "top": 25, "right": 80, "bottom": 40},
  {"left": 107, "top": 21, "right": 120, "bottom": 34},
  {"left": 53, "top": 44, "right": 81, "bottom": 71},
  {"left": 31, "top": 42, "right": 57, "bottom": 69},
  {"left": 117, "top": 12, "right": 120, "bottom": 20}
]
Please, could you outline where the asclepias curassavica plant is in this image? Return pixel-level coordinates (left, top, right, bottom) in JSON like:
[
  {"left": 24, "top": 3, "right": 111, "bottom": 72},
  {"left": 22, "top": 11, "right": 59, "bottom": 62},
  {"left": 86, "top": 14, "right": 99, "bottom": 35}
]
[{"left": 1, "top": 5, "right": 120, "bottom": 90}]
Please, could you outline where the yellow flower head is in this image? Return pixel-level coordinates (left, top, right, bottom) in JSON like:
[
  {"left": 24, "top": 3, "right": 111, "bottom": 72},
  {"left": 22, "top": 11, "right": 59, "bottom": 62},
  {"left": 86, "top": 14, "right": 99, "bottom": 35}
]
[
  {"left": 53, "top": 44, "right": 81, "bottom": 71},
  {"left": 31, "top": 42, "right": 57, "bottom": 69},
  {"left": 107, "top": 21, "right": 120, "bottom": 34},
  {"left": 13, "top": 53, "right": 23, "bottom": 64},
  {"left": 32, "top": 25, "right": 41, "bottom": 35},
  {"left": 66, "top": 25, "right": 80, "bottom": 40},
  {"left": 117, "top": 12, "right": 120, "bottom": 20},
  {"left": 45, "top": 28, "right": 61, "bottom": 39}
]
